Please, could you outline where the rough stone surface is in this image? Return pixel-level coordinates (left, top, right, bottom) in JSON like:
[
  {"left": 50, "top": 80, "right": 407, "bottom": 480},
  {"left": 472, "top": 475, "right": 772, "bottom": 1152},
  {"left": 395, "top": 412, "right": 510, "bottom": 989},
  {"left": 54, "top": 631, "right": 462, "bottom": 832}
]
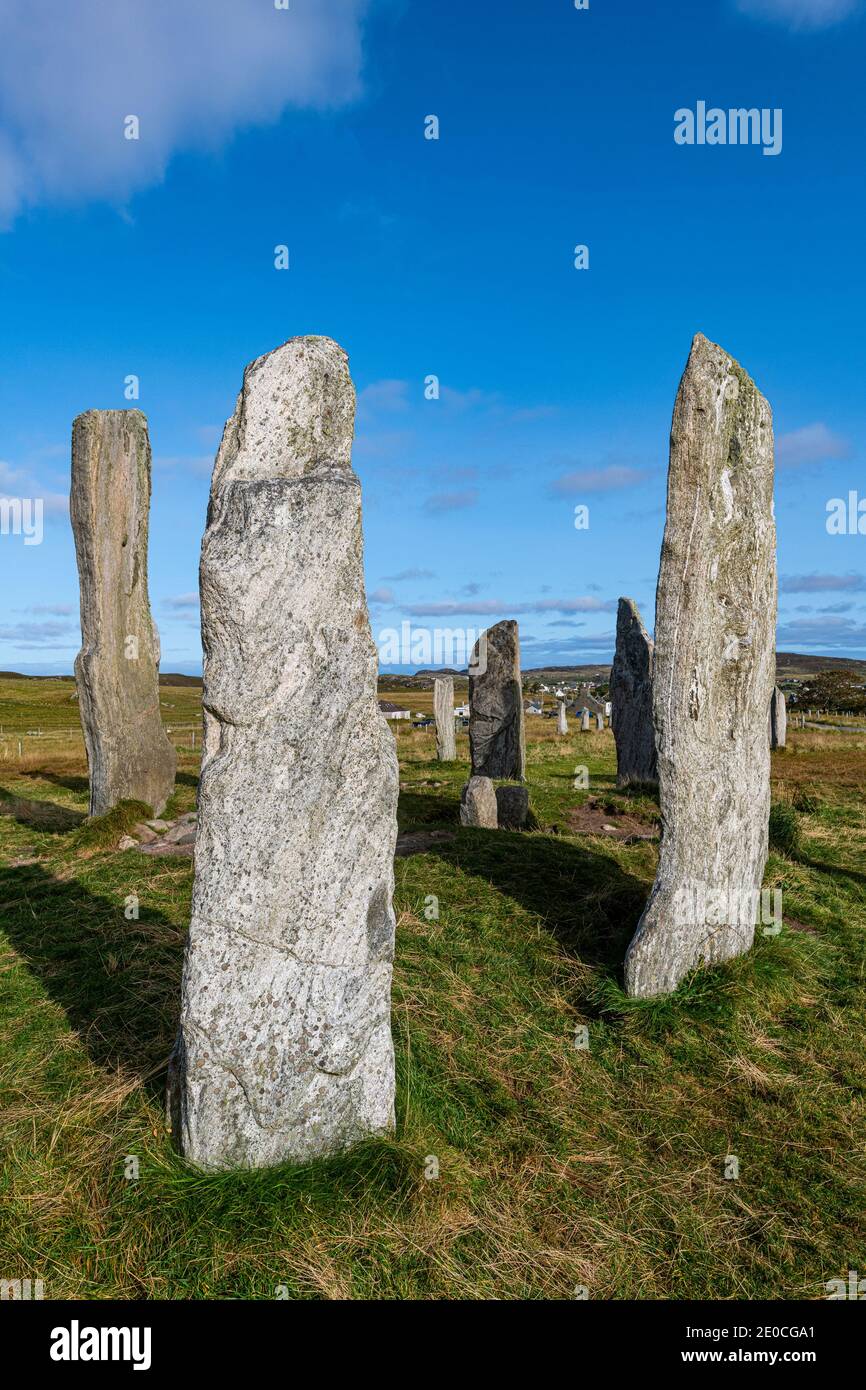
[
  {"left": 625, "top": 334, "right": 776, "bottom": 999},
  {"left": 459, "top": 776, "right": 498, "bottom": 828},
  {"left": 611, "top": 597, "right": 657, "bottom": 789},
  {"left": 70, "top": 410, "right": 176, "bottom": 817},
  {"left": 434, "top": 677, "right": 457, "bottom": 761},
  {"left": 581, "top": 710, "right": 591, "bottom": 732},
  {"left": 770, "top": 686, "right": 787, "bottom": 750},
  {"left": 557, "top": 701, "right": 568, "bottom": 735},
  {"left": 496, "top": 784, "right": 530, "bottom": 829},
  {"left": 469, "top": 621, "right": 525, "bottom": 780},
  {"left": 168, "top": 336, "right": 399, "bottom": 1170}
]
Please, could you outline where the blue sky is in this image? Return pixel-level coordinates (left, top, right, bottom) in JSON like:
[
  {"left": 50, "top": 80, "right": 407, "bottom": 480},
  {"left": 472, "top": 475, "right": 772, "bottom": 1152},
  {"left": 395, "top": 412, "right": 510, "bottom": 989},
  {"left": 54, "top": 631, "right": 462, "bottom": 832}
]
[{"left": 1, "top": 0, "right": 864, "bottom": 674}]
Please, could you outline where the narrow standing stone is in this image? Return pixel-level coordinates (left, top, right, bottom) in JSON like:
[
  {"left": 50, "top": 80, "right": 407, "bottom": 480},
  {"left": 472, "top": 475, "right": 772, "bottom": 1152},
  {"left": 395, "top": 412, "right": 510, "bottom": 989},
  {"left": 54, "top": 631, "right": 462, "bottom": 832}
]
[
  {"left": 596, "top": 714, "right": 604, "bottom": 732},
  {"left": 557, "top": 701, "right": 568, "bottom": 735},
  {"left": 625, "top": 334, "right": 776, "bottom": 999},
  {"left": 581, "top": 710, "right": 591, "bottom": 732},
  {"left": 168, "top": 337, "right": 399, "bottom": 1169},
  {"left": 434, "top": 676, "right": 457, "bottom": 760},
  {"left": 611, "top": 597, "right": 657, "bottom": 788},
  {"left": 769, "top": 687, "right": 787, "bottom": 750},
  {"left": 469, "top": 620, "right": 526, "bottom": 780},
  {"left": 70, "top": 410, "right": 176, "bottom": 817}
]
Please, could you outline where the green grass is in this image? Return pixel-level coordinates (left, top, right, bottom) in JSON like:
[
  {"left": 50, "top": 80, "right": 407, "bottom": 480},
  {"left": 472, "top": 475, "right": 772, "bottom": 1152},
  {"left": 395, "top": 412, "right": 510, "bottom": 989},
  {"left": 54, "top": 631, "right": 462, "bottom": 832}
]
[{"left": 0, "top": 685, "right": 864, "bottom": 1299}]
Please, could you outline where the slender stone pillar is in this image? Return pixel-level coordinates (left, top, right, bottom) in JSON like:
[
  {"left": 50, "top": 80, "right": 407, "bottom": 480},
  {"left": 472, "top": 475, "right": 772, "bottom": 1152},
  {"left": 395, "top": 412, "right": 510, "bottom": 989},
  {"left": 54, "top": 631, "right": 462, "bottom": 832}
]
[
  {"left": 557, "top": 701, "right": 568, "bottom": 735},
  {"left": 770, "top": 687, "right": 787, "bottom": 750},
  {"left": 468, "top": 620, "right": 525, "bottom": 780},
  {"left": 168, "top": 337, "right": 399, "bottom": 1168},
  {"left": 625, "top": 334, "right": 776, "bottom": 999},
  {"left": 434, "top": 676, "right": 457, "bottom": 760},
  {"left": 611, "top": 597, "right": 657, "bottom": 788},
  {"left": 581, "top": 710, "right": 590, "bottom": 732},
  {"left": 70, "top": 410, "right": 176, "bottom": 817}
]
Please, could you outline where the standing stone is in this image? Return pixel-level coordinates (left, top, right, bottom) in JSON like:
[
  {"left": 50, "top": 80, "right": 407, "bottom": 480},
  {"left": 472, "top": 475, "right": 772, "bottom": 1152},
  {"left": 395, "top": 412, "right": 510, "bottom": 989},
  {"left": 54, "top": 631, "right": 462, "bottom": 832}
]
[
  {"left": 557, "top": 701, "right": 568, "bottom": 735},
  {"left": 70, "top": 410, "right": 176, "bottom": 818},
  {"left": 469, "top": 620, "right": 526, "bottom": 780},
  {"left": 611, "top": 597, "right": 657, "bottom": 788},
  {"left": 434, "top": 676, "right": 457, "bottom": 761},
  {"left": 168, "top": 336, "right": 399, "bottom": 1169},
  {"left": 460, "top": 776, "right": 498, "bottom": 828},
  {"left": 581, "top": 710, "right": 591, "bottom": 732},
  {"left": 596, "top": 714, "right": 604, "bottom": 732},
  {"left": 769, "top": 687, "right": 787, "bottom": 750},
  {"left": 496, "top": 784, "right": 530, "bottom": 829},
  {"left": 625, "top": 334, "right": 776, "bottom": 999}
]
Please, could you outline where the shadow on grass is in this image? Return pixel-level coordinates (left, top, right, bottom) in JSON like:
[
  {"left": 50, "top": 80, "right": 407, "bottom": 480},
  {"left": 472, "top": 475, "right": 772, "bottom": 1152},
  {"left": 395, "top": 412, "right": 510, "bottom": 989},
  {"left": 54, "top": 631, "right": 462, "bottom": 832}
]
[
  {"left": 0, "top": 785, "right": 85, "bottom": 832},
  {"left": 429, "top": 825, "right": 649, "bottom": 981},
  {"left": 397, "top": 789, "right": 459, "bottom": 831},
  {"left": 21, "top": 769, "right": 90, "bottom": 796},
  {"left": 0, "top": 859, "right": 183, "bottom": 1096}
]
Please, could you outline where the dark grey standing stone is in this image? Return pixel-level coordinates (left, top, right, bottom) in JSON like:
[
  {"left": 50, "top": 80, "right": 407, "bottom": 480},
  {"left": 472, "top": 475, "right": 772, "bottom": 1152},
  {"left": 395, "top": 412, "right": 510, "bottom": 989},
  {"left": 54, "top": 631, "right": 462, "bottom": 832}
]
[
  {"left": 769, "top": 687, "right": 787, "bottom": 749},
  {"left": 625, "top": 334, "right": 777, "bottom": 999},
  {"left": 469, "top": 620, "right": 526, "bottom": 780},
  {"left": 70, "top": 410, "right": 176, "bottom": 817},
  {"left": 611, "top": 597, "right": 657, "bottom": 789},
  {"left": 434, "top": 676, "right": 457, "bottom": 761},
  {"left": 495, "top": 784, "right": 530, "bottom": 829},
  {"left": 460, "top": 776, "right": 498, "bottom": 828}
]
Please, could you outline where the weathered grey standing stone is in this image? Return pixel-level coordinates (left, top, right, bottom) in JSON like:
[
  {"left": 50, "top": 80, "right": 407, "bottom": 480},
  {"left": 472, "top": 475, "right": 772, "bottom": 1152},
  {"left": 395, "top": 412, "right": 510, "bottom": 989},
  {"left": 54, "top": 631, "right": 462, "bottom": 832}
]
[
  {"left": 611, "top": 597, "right": 657, "bottom": 789},
  {"left": 496, "top": 784, "right": 530, "bottom": 829},
  {"left": 581, "top": 710, "right": 591, "bottom": 732},
  {"left": 70, "top": 410, "right": 176, "bottom": 818},
  {"left": 769, "top": 686, "right": 787, "bottom": 750},
  {"left": 469, "top": 620, "right": 526, "bottom": 780},
  {"left": 434, "top": 676, "right": 457, "bottom": 761},
  {"left": 625, "top": 334, "right": 776, "bottom": 999},
  {"left": 557, "top": 701, "right": 568, "bottom": 735},
  {"left": 596, "top": 714, "right": 604, "bottom": 732},
  {"left": 168, "top": 336, "right": 399, "bottom": 1170},
  {"left": 460, "top": 776, "right": 498, "bottom": 828}
]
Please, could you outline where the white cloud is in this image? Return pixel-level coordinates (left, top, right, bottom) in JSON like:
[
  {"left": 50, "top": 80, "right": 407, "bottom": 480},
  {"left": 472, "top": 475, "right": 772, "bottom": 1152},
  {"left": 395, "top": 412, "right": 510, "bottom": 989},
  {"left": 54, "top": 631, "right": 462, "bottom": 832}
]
[
  {"left": 780, "top": 572, "right": 866, "bottom": 592},
  {"left": 0, "top": 458, "right": 68, "bottom": 516},
  {"left": 0, "top": 0, "right": 368, "bottom": 225},
  {"left": 735, "top": 0, "right": 860, "bottom": 30},
  {"left": 776, "top": 422, "right": 851, "bottom": 468},
  {"left": 549, "top": 464, "right": 650, "bottom": 496}
]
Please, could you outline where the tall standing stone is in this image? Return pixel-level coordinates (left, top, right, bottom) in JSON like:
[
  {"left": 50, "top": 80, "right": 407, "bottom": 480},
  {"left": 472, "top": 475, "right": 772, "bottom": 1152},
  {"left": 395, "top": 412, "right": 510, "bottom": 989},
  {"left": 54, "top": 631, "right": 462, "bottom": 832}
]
[
  {"left": 557, "top": 701, "right": 568, "bottom": 735},
  {"left": 611, "top": 597, "right": 657, "bottom": 788},
  {"left": 70, "top": 410, "right": 176, "bottom": 818},
  {"left": 581, "top": 710, "right": 591, "bottom": 732},
  {"left": 769, "top": 687, "right": 787, "bottom": 750},
  {"left": 469, "top": 620, "right": 526, "bottom": 780},
  {"left": 434, "top": 676, "right": 456, "bottom": 760},
  {"left": 625, "top": 334, "right": 776, "bottom": 999},
  {"left": 168, "top": 336, "right": 399, "bottom": 1169}
]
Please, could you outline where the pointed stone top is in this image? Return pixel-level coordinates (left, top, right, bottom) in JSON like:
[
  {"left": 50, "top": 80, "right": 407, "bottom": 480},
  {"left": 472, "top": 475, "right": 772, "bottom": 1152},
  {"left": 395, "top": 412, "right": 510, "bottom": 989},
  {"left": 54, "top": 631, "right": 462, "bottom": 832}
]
[
  {"left": 214, "top": 335, "right": 355, "bottom": 489},
  {"left": 72, "top": 408, "right": 148, "bottom": 430}
]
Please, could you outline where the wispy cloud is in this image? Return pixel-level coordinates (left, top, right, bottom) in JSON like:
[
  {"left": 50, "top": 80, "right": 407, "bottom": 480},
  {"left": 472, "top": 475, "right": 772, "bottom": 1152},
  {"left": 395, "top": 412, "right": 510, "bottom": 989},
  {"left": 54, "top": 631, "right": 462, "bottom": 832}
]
[
  {"left": 780, "top": 572, "right": 866, "bottom": 593},
  {"left": 0, "top": 0, "right": 368, "bottom": 226},
  {"left": 422, "top": 489, "right": 479, "bottom": 515},
  {"left": 381, "top": 567, "right": 437, "bottom": 583},
  {"left": 548, "top": 464, "right": 650, "bottom": 496},
  {"left": 404, "top": 596, "right": 615, "bottom": 618},
  {"left": 777, "top": 614, "right": 866, "bottom": 649},
  {"left": 163, "top": 593, "right": 200, "bottom": 611},
  {"left": 776, "top": 422, "right": 851, "bottom": 469},
  {"left": 735, "top": 0, "right": 860, "bottom": 31}
]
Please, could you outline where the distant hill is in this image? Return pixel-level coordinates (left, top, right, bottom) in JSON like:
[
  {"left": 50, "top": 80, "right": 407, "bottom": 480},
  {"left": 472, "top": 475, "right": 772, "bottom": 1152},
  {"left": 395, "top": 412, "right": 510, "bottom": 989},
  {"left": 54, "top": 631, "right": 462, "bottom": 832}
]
[{"left": 159, "top": 673, "right": 203, "bottom": 687}]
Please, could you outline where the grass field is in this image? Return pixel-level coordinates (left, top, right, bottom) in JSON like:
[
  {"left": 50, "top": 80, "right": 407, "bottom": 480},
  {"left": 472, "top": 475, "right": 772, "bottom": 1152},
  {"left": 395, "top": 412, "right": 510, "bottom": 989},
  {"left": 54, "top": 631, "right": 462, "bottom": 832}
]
[{"left": 0, "top": 677, "right": 863, "bottom": 1299}]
